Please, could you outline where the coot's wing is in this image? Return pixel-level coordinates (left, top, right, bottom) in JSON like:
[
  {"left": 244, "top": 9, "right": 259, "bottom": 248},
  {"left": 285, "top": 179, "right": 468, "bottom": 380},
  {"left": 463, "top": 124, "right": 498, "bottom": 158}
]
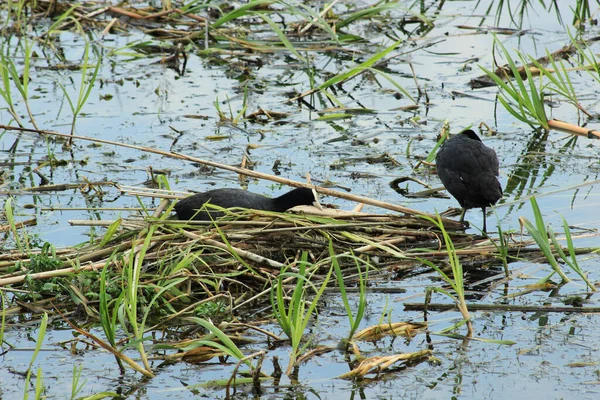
[
  {"left": 436, "top": 137, "right": 502, "bottom": 208},
  {"left": 457, "top": 143, "right": 502, "bottom": 206},
  {"left": 175, "top": 189, "right": 273, "bottom": 220},
  {"left": 436, "top": 137, "right": 473, "bottom": 207}
]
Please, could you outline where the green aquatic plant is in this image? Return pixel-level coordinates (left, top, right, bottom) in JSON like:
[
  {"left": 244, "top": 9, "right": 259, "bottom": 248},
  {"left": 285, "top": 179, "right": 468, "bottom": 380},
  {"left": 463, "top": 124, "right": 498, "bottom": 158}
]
[
  {"left": 520, "top": 197, "right": 595, "bottom": 291},
  {"left": 572, "top": 0, "right": 597, "bottom": 26},
  {"left": 2, "top": 0, "right": 30, "bottom": 35},
  {"left": 58, "top": 40, "right": 101, "bottom": 147},
  {"left": 257, "top": 12, "right": 306, "bottom": 62},
  {"left": 520, "top": 196, "right": 569, "bottom": 284},
  {"left": 282, "top": 1, "right": 339, "bottom": 42},
  {"left": 493, "top": 218, "right": 510, "bottom": 278},
  {"left": 479, "top": 35, "right": 549, "bottom": 130},
  {"left": 182, "top": 317, "right": 251, "bottom": 367},
  {"left": 547, "top": 217, "right": 595, "bottom": 291},
  {"left": 99, "top": 256, "right": 124, "bottom": 372},
  {"left": 526, "top": 49, "right": 587, "bottom": 117},
  {"left": 480, "top": 34, "right": 600, "bottom": 138},
  {"left": 118, "top": 227, "right": 158, "bottom": 375},
  {"left": 211, "top": 0, "right": 274, "bottom": 29},
  {"left": 0, "top": 291, "right": 6, "bottom": 352},
  {"left": 3, "top": 197, "right": 25, "bottom": 251},
  {"left": 270, "top": 251, "right": 333, "bottom": 375},
  {"left": 313, "top": 39, "right": 415, "bottom": 104},
  {"left": 567, "top": 28, "right": 600, "bottom": 85},
  {"left": 70, "top": 365, "right": 86, "bottom": 400},
  {"left": 116, "top": 225, "right": 190, "bottom": 376},
  {"left": 214, "top": 85, "right": 248, "bottom": 124},
  {"left": 331, "top": 243, "right": 368, "bottom": 344},
  {"left": 337, "top": 2, "right": 432, "bottom": 30},
  {"left": 23, "top": 313, "right": 48, "bottom": 400},
  {"left": 0, "top": 38, "right": 35, "bottom": 128},
  {"left": 418, "top": 214, "right": 472, "bottom": 337}
]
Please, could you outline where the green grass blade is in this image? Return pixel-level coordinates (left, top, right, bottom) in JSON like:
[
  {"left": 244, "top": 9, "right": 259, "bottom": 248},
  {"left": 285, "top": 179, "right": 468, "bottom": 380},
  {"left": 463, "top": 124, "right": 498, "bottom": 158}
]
[
  {"left": 368, "top": 67, "right": 416, "bottom": 103},
  {"left": 257, "top": 13, "right": 305, "bottom": 62},
  {"left": 318, "top": 40, "right": 403, "bottom": 90},
  {"left": 337, "top": 3, "right": 432, "bottom": 29},
  {"left": 212, "top": 0, "right": 274, "bottom": 28},
  {"left": 184, "top": 317, "right": 251, "bottom": 366},
  {"left": 287, "top": 2, "right": 339, "bottom": 43},
  {"left": 331, "top": 242, "right": 354, "bottom": 328}
]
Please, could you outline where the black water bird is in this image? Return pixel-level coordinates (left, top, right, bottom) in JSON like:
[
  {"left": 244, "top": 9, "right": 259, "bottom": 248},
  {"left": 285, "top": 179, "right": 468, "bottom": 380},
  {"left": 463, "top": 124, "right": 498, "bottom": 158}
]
[
  {"left": 435, "top": 129, "right": 502, "bottom": 232},
  {"left": 174, "top": 187, "right": 317, "bottom": 221}
]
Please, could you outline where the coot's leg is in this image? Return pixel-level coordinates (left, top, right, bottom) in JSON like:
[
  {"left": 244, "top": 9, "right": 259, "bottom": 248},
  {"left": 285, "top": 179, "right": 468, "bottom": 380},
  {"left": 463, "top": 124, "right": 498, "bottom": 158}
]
[
  {"left": 481, "top": 207, "right": 487, "bottom": 233},
  {"left": 459, "top": 208, "right": 467, "bottom": 223}
]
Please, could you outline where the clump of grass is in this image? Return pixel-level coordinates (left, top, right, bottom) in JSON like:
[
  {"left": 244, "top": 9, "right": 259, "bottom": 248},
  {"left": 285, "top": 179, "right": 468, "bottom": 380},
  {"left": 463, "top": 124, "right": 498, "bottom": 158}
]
[
  {"left": 479, "top": 35, "right": 549, "bottom": 130},
  {"left": 4, "top": 197, "right": 26, "bottom": 252},
  {"left": 526, "top": 47, "right": 590, "bottom": 118},
  {"left": 58, "top": 40, "right": 101, "bottom": 147},
  {"left": 567, "top": 28, "right": 600, "bottom": 85},
  {"left": 2, "top": 0, "right": 30, "bottom": 36},
  {"left": 331, "top": 243, "right": 368, "bottom": 348},
  {"left": 99, "top": 256, "right": 124, "bottom": 372},
  {"left": 0, "top": 37, "right": 38, "bottom": 129},
  {"left": 493, "top": 219, "right": 510, "bottom": 278},
  {"left": 23, "top": 313, "right": 48, "bottom": 399},
  {"left": 519, "top": 197, "right": 595, "bottom": 291},
  {"left": 270, "top": 251, "right": 333, "bottom": 376},
  {"left": 166, "top": 317, "right": 254, "bottom": 374},
  {"left": 418, "top": 214, "right": 472, "bottom": 337},
  {"left": 70, "top": 365, "right": 86, "bottom": 400},
  {"left": 214, "top": 85, "right": 248, "bottom": 124},
  {"left": 480, "top": 34, "right": 600, "bottom": 138},
  {"left": 291, "top": 39, "right": 416, "bottom": 106}
]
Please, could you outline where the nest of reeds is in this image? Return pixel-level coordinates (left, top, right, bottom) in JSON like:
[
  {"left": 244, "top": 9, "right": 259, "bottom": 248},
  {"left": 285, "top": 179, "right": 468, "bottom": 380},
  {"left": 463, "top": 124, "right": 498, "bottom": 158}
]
[{"left": 1, "top": 196, "right": 507, "bottom": 294}]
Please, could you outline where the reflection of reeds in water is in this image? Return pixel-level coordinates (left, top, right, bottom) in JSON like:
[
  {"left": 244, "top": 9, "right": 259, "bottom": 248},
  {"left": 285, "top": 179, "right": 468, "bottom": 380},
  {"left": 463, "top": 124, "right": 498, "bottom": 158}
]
[{"left": 474, "top": 0, "right": 565, "bottom": 29}]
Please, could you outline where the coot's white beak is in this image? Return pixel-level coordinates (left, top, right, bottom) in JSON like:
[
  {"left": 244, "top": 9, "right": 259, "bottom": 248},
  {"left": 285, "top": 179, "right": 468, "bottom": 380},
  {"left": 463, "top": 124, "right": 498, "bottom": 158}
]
[{"left": 310, "top": 188, "right": 324, "bottom": 210}]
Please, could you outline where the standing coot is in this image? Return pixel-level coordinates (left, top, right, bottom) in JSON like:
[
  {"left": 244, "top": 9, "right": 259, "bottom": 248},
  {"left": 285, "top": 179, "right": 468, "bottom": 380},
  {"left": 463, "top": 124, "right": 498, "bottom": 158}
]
[
  {"left": 174, "top": 187, "right": 317, "bottom": 221},
  {"left": 435, "top": 129, "right": 502, "bottom": 232}
]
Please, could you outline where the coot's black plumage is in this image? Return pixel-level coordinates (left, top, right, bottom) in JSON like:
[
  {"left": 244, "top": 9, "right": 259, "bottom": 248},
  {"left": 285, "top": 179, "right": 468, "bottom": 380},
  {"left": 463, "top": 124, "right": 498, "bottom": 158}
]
[
  {"left": 174, "top": 187, "right": 316, "bottom": 221},
  {"left": 435, "top": 129, "right": 502, "bottom": 232}
]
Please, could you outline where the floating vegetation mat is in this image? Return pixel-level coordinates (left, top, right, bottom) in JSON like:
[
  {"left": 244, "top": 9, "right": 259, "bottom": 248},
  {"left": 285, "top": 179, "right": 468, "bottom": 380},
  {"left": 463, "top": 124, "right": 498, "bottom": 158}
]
[{"left": 0, "top": 197, "right": 564, "bottom": 303}]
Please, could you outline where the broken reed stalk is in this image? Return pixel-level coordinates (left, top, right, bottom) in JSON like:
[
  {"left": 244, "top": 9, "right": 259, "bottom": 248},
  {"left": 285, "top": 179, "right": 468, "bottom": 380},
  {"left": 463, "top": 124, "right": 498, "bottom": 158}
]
[
  {"left": 56, "top": 308, "right": 155, "bottom": 377},
  {"left": 0, "top": 125, "right": 453, "bottom": 223},
  {"left": 181, "top": 230, "right": 289, "bottom": 271},
  {"left": 0, "top": 259, "right": 106, "bottom": 286},
  {"left": 547, "top": 119, "right": 600, "bottom": 139},
  {"left": 0, "top": 218, "right": 36, "bottom": 232},
  {"left": 404, "top": 302, "right": 600, "bottom": 313}
]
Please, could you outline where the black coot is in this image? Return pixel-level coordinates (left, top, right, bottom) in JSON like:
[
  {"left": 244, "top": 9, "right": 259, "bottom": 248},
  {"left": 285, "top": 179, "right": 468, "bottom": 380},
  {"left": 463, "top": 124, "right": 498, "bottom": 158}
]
[
  {"left": 435, "top": 129, "right": 502, "bottom": 232},
  {"left": 174, "top": 187, "right": 317, "bottom": 221}
]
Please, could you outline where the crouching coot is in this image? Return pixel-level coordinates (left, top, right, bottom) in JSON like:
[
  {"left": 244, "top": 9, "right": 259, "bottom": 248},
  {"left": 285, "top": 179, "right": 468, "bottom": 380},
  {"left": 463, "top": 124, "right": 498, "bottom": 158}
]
[
  {"left": 435, "top": 129, "right": 502, "bottom": 233},
  {"left": 175, "top": 187, "right": 317, "bottom": 221}
]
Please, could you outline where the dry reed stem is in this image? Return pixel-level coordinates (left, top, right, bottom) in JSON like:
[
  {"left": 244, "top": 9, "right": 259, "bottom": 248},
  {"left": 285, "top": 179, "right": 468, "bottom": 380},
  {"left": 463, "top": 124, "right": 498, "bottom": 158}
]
[
  {"left": 0, "top": 260, "right": 105, "bottom": 286},
  {"left": 353, "top": 322, "right": 427, "bottom": 341},
  {"left": 56, "top": 308, "right": 155, "bottom": 378},
  {"left": 404, "top": 302, "right": 600, "bottom": 313},
  {"left": 181, "top": 231, "right": 289, "bottom": 271},
  {"left": 295, "top": 345, "right": 335, "bottom": 365},
  {"left": 338, "top": 349, "right": 433, "bottom": 379},
  {"left": 0, "top": 218, "right": 37, "bottom": 232},
  {"left": 548, "top": 119, "right": 600, "bottom": 139},
  {"left": 226, "top": 351, "right": 266, "bottom": 398}
]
